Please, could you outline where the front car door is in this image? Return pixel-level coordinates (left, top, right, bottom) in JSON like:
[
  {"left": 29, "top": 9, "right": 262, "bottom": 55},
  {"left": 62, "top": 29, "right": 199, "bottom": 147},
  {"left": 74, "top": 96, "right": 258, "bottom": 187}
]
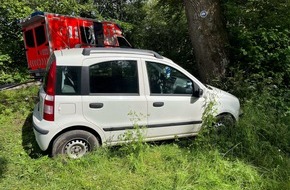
[
  {"left": 142, "top": 59, "right": 205, "bottom": 140},
  {"left": 82, "top": 57, "right": 147, "bottom": 144}
]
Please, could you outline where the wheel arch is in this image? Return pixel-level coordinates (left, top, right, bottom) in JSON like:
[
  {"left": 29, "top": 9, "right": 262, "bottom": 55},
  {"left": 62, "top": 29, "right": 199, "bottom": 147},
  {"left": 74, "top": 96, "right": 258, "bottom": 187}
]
[
  {"left": 47, "top": 125, "right": 103, "bottom": 155},
  {"left": 216, "top": 112, "right": 236, "bottom": 122}
]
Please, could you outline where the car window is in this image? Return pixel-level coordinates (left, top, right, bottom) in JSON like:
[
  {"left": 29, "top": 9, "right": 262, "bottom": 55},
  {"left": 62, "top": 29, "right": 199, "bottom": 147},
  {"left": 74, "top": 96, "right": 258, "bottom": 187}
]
[
  {"left": 146, "top": 61, "right": 193, "bottom": 95},
  {"left": 80, "top": 26, "right": 96, "bottom": 45},
  {"left": 35, "top": 25, "right": 46, "bottom": 46},
  {"left": 117, "top": 37, "right": 131, "bottom": 48},
  {"left": 89, "top": 60, "right": 139, "bottom": 94},
  {"left": 56, "top": 66, "right": 82, "bottom": 95},
  {"left": 24, "top": 29, "right": 35, "bottom": 48}
]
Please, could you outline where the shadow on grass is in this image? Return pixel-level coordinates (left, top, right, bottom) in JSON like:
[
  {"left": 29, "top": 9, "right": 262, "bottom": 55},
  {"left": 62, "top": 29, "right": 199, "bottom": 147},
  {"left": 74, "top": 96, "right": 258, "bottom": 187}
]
[
  {"left": 22, "top": 113, "right": 47, "bottom": 159},
  {"left": 105, "top": 136, "right": 197, "bottom": 158},
  {"left": 0, "top": 155, "right": 8, "bottom": 181}
]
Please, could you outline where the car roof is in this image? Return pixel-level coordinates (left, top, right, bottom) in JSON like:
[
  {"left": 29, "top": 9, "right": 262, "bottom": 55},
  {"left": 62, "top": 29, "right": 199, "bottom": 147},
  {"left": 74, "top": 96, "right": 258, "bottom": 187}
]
[{"left": 53, "top": 48, "right": 174, "bottom": 66}]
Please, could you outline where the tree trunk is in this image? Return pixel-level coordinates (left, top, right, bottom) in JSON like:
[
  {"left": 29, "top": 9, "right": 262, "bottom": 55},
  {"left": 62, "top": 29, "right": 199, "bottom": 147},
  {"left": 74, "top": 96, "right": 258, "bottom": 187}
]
[{"left": 183, "top": 0, "right": 229, "bottom": 84}]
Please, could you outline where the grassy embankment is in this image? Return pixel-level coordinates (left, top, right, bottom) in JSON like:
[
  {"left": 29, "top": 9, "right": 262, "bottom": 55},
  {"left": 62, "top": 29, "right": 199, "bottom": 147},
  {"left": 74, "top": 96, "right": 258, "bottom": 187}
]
[{"left": 0, "top": 85, "right": 289, "bottom": 189}]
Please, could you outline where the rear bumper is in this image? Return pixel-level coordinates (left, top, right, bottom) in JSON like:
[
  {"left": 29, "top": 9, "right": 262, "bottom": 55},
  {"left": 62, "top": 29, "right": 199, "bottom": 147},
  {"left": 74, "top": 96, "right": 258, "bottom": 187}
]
[
  {"left": 32, "top": 104, "right": 54, "bottom": 151},
  {"left": 33, "top": 122, "right": 49, "bottom": 135}
]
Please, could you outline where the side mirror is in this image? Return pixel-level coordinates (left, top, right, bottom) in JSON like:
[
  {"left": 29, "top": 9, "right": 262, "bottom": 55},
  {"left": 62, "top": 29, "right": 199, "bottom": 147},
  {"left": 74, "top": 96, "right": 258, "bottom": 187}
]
[
  {"left": 192, "top": 88, "right": 203, "bottom": 97},
  {"left": 192, "top": 83, "right": 203, "bottom": 97}
]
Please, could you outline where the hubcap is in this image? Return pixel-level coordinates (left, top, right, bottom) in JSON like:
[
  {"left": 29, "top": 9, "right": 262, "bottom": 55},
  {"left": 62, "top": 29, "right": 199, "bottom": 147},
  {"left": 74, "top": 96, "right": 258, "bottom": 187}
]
[{"left": 64, "top": 139, "right": 89, "bottom": 159}]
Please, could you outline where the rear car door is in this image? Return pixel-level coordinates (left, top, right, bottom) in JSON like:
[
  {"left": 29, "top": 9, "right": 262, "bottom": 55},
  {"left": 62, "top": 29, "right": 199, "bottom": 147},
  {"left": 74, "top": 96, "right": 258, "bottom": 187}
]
[
  {"left": 23, "top": 22, "right": 49, "bottom": 74},
  {"left": 82, "top": 57, "right": 147, "bottom": 143}
]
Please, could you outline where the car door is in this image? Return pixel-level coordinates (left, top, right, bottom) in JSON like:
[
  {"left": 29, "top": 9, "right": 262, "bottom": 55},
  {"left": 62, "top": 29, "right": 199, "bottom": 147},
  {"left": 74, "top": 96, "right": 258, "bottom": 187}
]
[
  {"left": 143, "top": 60, "right": 205, "bottom": 139},
  {"left": 23, "top": 23, "right": 49, "bottom": 73},
  {"left": 82, "top": 57, "right": 147, "bottom": 143}
]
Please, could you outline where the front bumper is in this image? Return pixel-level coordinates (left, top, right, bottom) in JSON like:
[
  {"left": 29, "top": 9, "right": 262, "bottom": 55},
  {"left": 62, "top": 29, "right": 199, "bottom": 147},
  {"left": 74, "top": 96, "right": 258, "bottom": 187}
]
[{"left": 239, "top": 108, "right": 243, "bottom": 117}]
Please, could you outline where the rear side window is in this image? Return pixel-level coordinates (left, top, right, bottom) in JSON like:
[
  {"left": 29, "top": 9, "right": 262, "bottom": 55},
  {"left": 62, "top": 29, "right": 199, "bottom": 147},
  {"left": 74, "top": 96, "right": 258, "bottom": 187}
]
[
  {"left": 80, "top": 26, "right": 95, "bottom": 45},
  {"left": 35, "top": 25, "right": 46, "bottom": 46},
  {"left": 89, "top": 60, "right": 138, "bottom": 94},
  {"left": 24, "top": 29, "right": 35, "bottom": 48},
  {"left": 117, "top": 37, "right": 131, "bottom": 48},
  {"left": 56, "top": 66, "right": 82, "bottom": 95}
]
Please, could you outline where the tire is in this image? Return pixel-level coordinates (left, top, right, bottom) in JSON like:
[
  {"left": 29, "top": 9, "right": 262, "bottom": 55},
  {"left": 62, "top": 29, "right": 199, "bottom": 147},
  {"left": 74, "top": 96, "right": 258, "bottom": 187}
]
[
  {"left": 214, "top": 114, "right": 235, "bottom": 129},
  {"left": 51, "top": 130, "right": 99, "bottom": 159}
]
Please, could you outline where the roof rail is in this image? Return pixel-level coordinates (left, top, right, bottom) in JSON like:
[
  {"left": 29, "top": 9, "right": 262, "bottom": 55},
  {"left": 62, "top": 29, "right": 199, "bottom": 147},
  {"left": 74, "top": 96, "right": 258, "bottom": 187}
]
[{"left": 82, "top": 48, "right": 163, "bottom": 59}]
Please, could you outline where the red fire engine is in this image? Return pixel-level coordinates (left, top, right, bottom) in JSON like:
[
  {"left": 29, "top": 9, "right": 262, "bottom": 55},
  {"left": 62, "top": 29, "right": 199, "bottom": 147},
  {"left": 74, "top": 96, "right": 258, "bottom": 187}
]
[{"left": 20, "top": 12, "right": 132, "bottom": 77}]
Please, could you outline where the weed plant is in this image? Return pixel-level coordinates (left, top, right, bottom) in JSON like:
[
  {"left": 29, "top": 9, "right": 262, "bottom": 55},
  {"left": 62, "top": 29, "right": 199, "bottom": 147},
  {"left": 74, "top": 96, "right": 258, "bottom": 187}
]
[{"left": 117, "top": 117, "right": 149, "bottom": 173}]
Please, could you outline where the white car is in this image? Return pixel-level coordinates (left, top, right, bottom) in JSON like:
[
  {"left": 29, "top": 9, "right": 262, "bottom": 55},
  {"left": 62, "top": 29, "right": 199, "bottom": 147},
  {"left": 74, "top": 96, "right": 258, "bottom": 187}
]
[{"left": 32, "top": 48, "right": 241, "bottom": 158}]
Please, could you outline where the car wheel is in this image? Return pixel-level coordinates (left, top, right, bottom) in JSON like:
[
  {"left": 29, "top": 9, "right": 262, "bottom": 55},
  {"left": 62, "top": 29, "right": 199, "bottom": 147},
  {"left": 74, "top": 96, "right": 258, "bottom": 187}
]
[
  {"left": 214, "top": 114, "right": 235, "bottom": 129},
  {"left": 52, "top": 130, "right": 99, "bottom": 159}
]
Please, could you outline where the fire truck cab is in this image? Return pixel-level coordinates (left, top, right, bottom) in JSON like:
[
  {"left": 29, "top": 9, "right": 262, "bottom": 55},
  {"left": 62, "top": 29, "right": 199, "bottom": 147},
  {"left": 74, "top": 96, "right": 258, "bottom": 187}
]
[{"left": 20, "top": 12, "right": 131, "bottom": 77}]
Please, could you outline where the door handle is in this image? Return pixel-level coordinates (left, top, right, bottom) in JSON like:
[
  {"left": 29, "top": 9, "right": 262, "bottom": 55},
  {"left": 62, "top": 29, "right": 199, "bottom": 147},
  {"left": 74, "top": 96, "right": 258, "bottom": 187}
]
[
  {"left": 89, "top": 103, "right": 104, "bottom": 109},
  {"left": 153, "top": 102, "right": 164, "bottom": 107}
]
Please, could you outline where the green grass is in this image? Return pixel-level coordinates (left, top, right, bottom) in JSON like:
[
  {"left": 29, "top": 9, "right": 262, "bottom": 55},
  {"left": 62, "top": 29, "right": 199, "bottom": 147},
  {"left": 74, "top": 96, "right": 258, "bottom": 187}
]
[{"left": 0, "top": 86, "right": 289, "bottom": 190}]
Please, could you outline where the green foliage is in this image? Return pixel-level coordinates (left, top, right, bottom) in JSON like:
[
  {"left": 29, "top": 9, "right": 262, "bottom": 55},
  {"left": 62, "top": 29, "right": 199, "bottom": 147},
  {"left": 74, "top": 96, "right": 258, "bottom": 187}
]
[
  {"left": 229, "top": 92, "right": 290, "bottom": 158},
  {"left": 228, "top": 96, "right": 289, "bottom": 189},
  {"left": 0, "top": 0, "right": 32, "bottom": 84},
  {"left": 225, "top": 28, "right": 290, "bottom": 94},
  {"left": 190, "top": 90, "right": 290, "bottom": 189},
  {"left": 193, "top": 97, "right": 217, "bottom": 148},
  {"left": 116, "top": 111, "right": 149, "bottom": 172},
  {"left": 223, "top": 0, "right": 290, "bottom": 30},
  {"left": 221, "top": 0, "right": 290, "bottom": 97},
  {"left": 0, "top": 54, "right": 11, "bottom": 66},
  {"left": 115, "top": 0, "right": 196, "bottom": 74},
  {"left": 0, "top": 85, "right": 38, "bottom": 122},
  {"left": 25, "top": 0, "right": 101, "bottom": 19}
]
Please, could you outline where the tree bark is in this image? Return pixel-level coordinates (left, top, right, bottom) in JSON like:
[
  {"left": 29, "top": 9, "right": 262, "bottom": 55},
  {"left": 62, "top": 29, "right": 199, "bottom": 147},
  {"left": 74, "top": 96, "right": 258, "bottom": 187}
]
[{"left": 183, "top": 0, "right": 229, "bottom": 84}]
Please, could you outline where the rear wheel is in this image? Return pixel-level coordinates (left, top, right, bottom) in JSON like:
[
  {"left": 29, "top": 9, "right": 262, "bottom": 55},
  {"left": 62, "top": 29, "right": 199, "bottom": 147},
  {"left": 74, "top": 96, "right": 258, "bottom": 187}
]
[{"left": 52, "top": 130, "right": 99, "bottom": 159}]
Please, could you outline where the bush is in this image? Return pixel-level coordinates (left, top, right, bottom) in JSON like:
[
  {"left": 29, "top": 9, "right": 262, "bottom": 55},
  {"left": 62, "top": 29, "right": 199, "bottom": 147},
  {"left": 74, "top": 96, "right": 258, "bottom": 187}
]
[{"left": 193, "top": 90, "right": 290, "bottom": 189}]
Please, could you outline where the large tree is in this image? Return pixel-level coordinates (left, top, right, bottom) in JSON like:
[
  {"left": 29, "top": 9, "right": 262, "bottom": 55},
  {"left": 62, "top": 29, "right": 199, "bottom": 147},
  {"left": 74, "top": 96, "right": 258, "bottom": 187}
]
[{"left": 183, "top": 0, "right": 229, "bottom": 84}]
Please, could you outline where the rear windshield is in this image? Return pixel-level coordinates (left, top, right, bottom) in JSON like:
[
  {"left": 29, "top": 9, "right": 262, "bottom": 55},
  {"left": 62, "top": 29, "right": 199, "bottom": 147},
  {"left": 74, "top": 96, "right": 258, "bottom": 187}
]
[
  {"left": 24, "top": 29, "right": 35, "bottom": 48},
  {"left": 35, "top": 25, "right": 46, "bottom": 46},
  {"left": 24, "top": 25, "right": 47, "bottom": 48}
]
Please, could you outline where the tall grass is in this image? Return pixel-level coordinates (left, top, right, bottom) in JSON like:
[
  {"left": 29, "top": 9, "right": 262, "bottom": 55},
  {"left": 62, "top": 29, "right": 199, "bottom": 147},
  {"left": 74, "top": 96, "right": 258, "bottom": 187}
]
[
  {"left": 192, "top": 91, "right": 290, "bottom": 189},
  {"left": 0, "top": 85, "right": 289, "bottom": 189}
]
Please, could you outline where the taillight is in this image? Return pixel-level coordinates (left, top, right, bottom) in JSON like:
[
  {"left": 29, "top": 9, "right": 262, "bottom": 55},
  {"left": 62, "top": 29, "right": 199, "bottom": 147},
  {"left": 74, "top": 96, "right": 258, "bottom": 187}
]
[
  {"left": 44, "top": 95, "right": 54, "bottom": 121},
  {"left": 43, "top": 61, "right": 56, "bottom": 121}
]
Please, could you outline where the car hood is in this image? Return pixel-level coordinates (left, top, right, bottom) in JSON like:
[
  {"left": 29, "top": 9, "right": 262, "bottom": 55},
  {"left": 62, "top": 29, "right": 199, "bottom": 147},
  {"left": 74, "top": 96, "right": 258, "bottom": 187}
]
[
  {"left": 203, "top": 85, "right": 240, "bottom": 120},
  {"left": 205, "top": 85, "right": 237, "bottom": 100}
]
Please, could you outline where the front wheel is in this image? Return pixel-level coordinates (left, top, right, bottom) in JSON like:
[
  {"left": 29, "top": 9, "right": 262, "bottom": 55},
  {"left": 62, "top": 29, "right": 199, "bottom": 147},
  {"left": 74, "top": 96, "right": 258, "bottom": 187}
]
[
  {"left": 52, "top": 130, "right": 99, "bottom": 159},
  {"left": 214, "top": 114, "right": 235, "bottom": 130}
]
